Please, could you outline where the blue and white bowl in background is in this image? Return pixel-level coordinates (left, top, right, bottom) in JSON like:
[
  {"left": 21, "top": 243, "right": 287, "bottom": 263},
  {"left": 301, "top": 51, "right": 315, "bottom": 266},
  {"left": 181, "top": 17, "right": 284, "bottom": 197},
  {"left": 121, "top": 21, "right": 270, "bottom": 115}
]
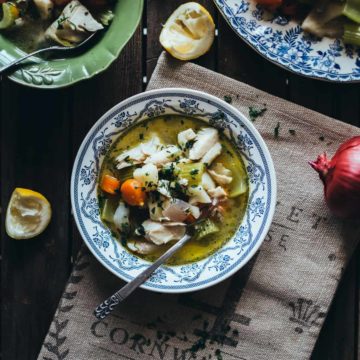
[{"left": 215, "top": 0, "right": 360, "bottom": 82}]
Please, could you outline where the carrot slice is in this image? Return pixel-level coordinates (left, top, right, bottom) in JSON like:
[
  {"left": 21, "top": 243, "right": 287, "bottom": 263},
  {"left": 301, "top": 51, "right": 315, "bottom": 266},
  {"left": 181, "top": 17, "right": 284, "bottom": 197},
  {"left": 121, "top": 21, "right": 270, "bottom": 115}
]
[
  {"left": 121, "top": 179, "right": 147, "bottom": 207},
  {"left": 100, "top": 174, "right": 121, "bottom": 195}
]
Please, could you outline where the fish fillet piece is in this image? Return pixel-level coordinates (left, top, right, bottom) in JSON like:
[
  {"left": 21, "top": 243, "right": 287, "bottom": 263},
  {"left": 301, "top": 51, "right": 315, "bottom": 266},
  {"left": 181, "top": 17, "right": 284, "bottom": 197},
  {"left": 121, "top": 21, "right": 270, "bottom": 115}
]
[
  {"left": 178, "top": 128, "right": 196, "bottom": 149},
  {"left": 145, "top": 145, "right": 181, "bottom": 166},
  {"left": 189, "top": 128, "right": 218, "bottom": 160},
  {"left": 188, "top": 185, "right": 212, "bottom": 204},
  {"left": 208, "top": 163, "right": 233, "bottom": 185},
  {"left": 201, "top": 142, "right": 222, "bottom": 165},
  {"left": 142, "top": 220, "right": 186, "bottom": 245}
]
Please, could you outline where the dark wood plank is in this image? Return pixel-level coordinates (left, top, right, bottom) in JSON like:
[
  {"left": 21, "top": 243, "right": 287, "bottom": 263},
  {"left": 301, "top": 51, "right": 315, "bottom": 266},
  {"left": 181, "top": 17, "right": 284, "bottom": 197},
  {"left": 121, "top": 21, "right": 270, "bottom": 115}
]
[
  {"left": 0, "top": 81, "right": 71, "bottom": 360},
  {"left": 217, "top": 14, "right": 289, "bottom": 99}
]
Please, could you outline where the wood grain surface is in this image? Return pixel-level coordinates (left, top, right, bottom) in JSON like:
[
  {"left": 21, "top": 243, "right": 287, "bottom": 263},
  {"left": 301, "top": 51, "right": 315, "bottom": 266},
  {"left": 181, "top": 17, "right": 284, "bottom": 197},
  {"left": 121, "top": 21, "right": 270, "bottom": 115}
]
[{"left": 1, "top": 1, "right": 359, "bottom": 359}]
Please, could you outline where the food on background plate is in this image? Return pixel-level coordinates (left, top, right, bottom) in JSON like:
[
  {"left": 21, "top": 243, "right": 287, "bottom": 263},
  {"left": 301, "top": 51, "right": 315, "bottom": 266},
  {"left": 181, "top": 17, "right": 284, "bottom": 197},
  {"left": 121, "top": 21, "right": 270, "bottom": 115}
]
[
  {"left": 159, "top": 2, "right": 215, "bottom": 60},
  {"left": 310, "top": 136, "right": 360, "bottom": 218},
  {"left": 254, "top": 0, "right": 360, "bottom": 45},
  {"left": 5, "top": 188, "right": 52, "bottom": 239},
  {"left": 98, "top": 115, "right": 249, "bottom": 265},
  {"left": 0, "top": 0, "right": 114, "bottom": 51}
]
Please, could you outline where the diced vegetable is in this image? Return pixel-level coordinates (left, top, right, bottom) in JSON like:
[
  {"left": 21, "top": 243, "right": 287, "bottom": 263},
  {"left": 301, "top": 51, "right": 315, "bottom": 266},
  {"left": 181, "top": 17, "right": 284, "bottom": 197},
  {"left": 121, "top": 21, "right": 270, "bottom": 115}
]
[
  {"left": 302, "top": 2, "right": 344, "bottom": 38},
  {"left": 228, "top": 174, "right": 248, "bottom": 198},
  {"left": 117, "top": 166, "right": 136, "bottom": 183},
  {"left": 100, "top": 174, "right": 120, "bottom": 195},
  {"left": 121, "top": 179, "right": 147, "bottom": 206},
  {"left": 178, "top": 162, "right": 205, "bottom": 186},
  {"left": 101, "top": 197, "right": 118, "bottom": 223},
  {"left": 343, "top": 23, "right": 360, "bottom": 45},
  {"left": 0, "top": 2, "right": 19, "bottom": 29},
  {"left": 98, "top": 9, "right": 114, "bottom": 26},
  {"left": 343, "top": 0, "right": 360, "bottom": 23},
  {"left": 193, "top": 219, "right": 219, "bottom": 241}
]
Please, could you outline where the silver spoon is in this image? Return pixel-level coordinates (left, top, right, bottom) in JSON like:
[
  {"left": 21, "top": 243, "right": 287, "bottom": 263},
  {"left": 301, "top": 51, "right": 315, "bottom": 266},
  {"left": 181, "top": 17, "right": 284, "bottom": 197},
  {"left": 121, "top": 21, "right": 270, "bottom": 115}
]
[
  {"left": 0, "top": 32, "right": 98, "bottom": 75},
  {"left": 94, "top": 219, "right": 205, "bottom": 320}
]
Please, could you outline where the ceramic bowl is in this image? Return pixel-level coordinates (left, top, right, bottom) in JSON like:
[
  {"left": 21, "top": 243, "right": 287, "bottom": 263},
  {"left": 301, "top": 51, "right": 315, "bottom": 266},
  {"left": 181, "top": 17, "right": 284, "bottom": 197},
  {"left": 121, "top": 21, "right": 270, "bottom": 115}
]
[
  {"left": 71, "top": 88, "right": 277, "bottom": 293},
  {"left": 215, "top": 0, "right": 360, "bottom": 82},
  {"left": 0, "top": 0, "right": 143, "bottom": 88}
]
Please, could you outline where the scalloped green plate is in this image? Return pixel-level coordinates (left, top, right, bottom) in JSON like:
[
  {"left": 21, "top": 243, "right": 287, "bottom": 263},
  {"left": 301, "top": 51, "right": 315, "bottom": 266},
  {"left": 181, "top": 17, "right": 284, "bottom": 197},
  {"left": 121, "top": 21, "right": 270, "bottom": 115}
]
[{"left": 0, "top": 0, "right": 143, "bottom": 89}]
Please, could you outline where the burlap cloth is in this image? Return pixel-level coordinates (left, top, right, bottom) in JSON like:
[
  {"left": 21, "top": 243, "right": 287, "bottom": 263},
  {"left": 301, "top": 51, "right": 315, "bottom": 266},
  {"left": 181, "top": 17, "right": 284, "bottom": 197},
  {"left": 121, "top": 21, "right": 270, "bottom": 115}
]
[{"left": 38, "top": 53, "right": 360, "bottom": 360}]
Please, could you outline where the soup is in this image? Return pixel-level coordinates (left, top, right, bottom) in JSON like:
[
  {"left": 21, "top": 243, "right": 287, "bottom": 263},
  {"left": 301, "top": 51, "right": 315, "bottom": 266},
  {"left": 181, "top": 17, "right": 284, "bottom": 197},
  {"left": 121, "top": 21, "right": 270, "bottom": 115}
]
[{"left": 98, "top": 115, "right": 249, "bottom": 266}]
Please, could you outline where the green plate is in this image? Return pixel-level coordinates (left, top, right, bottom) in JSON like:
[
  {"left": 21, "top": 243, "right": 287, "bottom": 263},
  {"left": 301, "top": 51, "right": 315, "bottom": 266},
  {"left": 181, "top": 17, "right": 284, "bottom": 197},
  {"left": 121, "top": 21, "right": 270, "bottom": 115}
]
[{"left": 0, "top": 0, "right": 143, "bottom": 89}]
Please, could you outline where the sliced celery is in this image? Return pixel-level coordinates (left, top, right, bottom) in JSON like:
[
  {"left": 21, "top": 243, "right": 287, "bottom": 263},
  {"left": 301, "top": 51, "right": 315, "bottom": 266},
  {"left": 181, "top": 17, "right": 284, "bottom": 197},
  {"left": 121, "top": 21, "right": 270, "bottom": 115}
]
[
  {"left": 343, "top": 23, "right": 360, "bottom": 44},
  {"left": 101, "top": 198, "right": 118, "bottom": 223},
  {"left": 343, "top": 0, "right": 360, "bottom": 23},
  {"left": 228, "top": 174, "right": 248, "bottom": 198},
  {"left": 0, "top": 3, "right": 18, "bottom": 30},
  {"left": 117, "top": 166, "right": 136, "bottom": 183},
  {"left": 178, "top": 162, "right": 205, "bottom": 186},
  {"left": 193, "top": 219, "right": 219, "bottom": 241}
]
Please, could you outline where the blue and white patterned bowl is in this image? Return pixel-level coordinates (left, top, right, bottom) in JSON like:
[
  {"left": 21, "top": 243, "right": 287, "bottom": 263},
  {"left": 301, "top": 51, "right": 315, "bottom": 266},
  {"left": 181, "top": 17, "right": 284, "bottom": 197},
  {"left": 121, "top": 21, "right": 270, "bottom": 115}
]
[
  {"left": 71, "top": 88, "right": 277, "bottom": 293},
  {"left": 215, "top": 0, "right": 360, "bottom": 82}
]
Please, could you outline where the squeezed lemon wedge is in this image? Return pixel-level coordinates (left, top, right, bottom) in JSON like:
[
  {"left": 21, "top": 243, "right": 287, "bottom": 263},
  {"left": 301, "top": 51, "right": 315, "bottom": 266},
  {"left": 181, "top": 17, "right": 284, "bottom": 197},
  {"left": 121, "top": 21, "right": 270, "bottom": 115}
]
[
  {"left": 5, "top": 188, "right": 52, "bottom": 240},
  {"left": 159, "top": 2, "right": 215, "bottom": 60}
]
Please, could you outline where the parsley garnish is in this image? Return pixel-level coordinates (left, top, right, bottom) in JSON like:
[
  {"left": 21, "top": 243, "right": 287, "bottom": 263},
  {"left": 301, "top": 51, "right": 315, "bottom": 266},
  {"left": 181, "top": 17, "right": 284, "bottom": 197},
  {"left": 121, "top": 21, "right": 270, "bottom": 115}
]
[
  {"left": 249, "top": 106, "right": 267, "bottom": 121},
  {"left": 274, "top": 122, "right": 280, "bottom": 139},
  {"left": 223, "top": 95, "right": 232, "bottom": 104}
]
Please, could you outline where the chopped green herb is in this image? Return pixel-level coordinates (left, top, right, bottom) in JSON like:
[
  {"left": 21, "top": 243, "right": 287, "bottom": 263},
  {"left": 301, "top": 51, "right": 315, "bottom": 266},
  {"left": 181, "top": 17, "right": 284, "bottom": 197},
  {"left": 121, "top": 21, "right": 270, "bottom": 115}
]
[
  {"left": 274, "top": 122, "right": 280, "bottom": 139},
  {"left": 223, "top": 95, "right": 232, "bottom": 104},
  {"left": 215, "top": 349, "right": 223, "bottom": 360},
  {"left": 190, "top": 169, "right": 199, "bottom": 176},
  {"left": 185, "top": 139, "right": 195, "bottom": 150},
  {"left": 289, "top": 129, "right": 296, "bottom": 136},
  {"left": 249, "top": 106, "right": 267, "bottom": 121}
]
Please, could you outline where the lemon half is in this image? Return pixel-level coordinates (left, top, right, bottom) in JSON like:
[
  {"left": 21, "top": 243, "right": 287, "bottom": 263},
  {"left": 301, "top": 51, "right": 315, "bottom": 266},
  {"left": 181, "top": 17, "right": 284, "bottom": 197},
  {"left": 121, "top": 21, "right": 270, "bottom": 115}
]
[
  {"left": 160, "top": 2, "right": 215, "bottom": 61},
  {"left": 6, "top": 188, "right": 52, "bottom": 240}
]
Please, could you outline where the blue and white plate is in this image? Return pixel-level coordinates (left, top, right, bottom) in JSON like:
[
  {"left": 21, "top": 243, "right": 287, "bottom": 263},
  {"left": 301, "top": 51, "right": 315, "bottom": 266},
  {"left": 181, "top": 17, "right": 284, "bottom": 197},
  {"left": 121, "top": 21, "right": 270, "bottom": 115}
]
[
  {"left": 215, "top": 0, "right": 360, "bottom": 82},
  {"left": 71, "top": 88, "right": 277, "bottom": 293}
]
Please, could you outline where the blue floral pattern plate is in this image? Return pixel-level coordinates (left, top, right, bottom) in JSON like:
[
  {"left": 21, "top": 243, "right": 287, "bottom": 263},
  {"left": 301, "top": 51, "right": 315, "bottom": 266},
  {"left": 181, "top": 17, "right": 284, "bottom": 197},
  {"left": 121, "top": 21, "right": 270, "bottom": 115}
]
[
  {"left": 215, "top": 0, "right": 360, "bottom": 82},
  {"left": 71, "top": 88, "right": 277, "bottom": 293}
]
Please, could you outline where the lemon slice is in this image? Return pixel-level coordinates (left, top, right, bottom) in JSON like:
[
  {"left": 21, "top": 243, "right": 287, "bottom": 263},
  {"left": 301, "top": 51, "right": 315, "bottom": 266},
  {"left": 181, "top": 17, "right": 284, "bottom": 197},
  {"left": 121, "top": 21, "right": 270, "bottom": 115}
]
[
  {"left": 159, "top": 2, "right": 215, "bottom": 60},
  {"left": 6, "top": 188, "right": 52, "bottom": 240}
]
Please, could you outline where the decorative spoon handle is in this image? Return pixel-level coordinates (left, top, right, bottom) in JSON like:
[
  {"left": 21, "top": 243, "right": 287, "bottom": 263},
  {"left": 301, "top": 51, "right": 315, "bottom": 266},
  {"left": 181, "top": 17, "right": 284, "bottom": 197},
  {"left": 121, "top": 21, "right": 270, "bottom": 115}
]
[
  {"left": 0, "top": 47, "right": 53, "bottom": 75},
  {"left": 0, "top": 32, "right": 98, "bottom": 75},
  {"left": 94, "top": 233, "right": 192, "bottom": 319}
]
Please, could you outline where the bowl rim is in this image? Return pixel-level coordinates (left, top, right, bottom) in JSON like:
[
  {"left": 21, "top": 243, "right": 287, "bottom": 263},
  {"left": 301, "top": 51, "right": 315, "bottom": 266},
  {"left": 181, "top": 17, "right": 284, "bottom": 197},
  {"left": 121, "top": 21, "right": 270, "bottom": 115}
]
[{"left": 71, "top": 87, "right": 277, "bottom": 293}]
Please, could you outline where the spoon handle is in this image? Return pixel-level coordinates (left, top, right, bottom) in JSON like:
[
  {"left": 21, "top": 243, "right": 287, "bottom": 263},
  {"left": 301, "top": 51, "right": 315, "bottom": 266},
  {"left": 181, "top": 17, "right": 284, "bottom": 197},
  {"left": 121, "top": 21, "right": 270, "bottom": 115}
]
[
  {"left": 94, "top": 233, "right": 192, "bottom": 319},
  {"left": 0, "top": 47, "right": 53, "bottom": 75}
]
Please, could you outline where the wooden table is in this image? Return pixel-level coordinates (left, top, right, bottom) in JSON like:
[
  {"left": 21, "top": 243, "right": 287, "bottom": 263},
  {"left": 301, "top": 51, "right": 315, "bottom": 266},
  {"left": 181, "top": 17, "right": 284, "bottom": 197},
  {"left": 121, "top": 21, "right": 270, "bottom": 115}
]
[{"left": 1, "top": 1, "right": 359, "bottom": 359}]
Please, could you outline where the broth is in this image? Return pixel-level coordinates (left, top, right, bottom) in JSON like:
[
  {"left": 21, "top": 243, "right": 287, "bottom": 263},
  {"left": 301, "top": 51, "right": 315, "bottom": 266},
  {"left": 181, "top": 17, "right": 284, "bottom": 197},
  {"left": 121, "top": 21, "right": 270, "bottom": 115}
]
[{"left": 98, "top": 115, "right": 249, "bottom": 266}]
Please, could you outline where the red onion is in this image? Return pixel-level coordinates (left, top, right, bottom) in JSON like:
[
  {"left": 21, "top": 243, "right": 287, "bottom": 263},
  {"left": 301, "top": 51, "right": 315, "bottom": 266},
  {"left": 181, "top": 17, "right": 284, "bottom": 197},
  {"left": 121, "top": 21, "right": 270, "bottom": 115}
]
[{"left": 309, "top": 136, "right": 360, "bottom": 218}]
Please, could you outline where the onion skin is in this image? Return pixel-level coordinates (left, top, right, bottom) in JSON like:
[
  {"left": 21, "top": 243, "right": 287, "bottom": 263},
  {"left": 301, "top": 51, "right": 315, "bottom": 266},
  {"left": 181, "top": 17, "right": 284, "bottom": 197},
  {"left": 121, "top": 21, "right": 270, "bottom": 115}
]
[{"left": 309, "top": 136, "right": 360, "bottom": 219}]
